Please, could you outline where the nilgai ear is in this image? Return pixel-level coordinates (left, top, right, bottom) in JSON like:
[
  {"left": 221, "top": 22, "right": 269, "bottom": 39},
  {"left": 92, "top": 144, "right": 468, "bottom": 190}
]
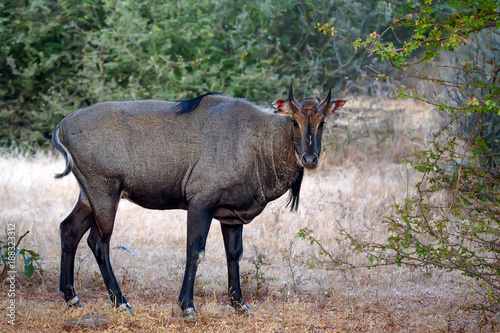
[
  {"left": 324, "top": 99, "right": 348, "bottom": 117},
  {"left": 272, "top": 99, "right": 293, "bottom": 115}
]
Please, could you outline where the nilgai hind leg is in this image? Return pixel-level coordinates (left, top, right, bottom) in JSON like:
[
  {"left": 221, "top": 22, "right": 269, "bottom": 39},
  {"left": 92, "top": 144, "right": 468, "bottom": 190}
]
[
  {"left": 59, "top": 192, "right": 92, "bottom": 307},
  {"left": 59, "top": 173, "right": 132, "bottom": 312}
]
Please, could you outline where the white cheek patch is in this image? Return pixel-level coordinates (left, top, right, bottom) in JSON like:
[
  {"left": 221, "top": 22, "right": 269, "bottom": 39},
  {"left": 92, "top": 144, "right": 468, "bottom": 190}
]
[{"left": 295, "top": 151, "right": 303, "bottom": 167}]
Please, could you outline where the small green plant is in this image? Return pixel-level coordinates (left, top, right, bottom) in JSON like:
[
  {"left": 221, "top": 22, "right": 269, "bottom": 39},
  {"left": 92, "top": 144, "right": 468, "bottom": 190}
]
[
  {"left": 1, "top": 230, "right": 41, "bottom": 279},
  {"left": 280, "top": 241, "right": 298, "bottom": 292},
  {"left": 242, "top": 251, "right": 272, "bottom": 295},
  {"left": 298, "top": 227, "right": 353, "bottom": 271}
]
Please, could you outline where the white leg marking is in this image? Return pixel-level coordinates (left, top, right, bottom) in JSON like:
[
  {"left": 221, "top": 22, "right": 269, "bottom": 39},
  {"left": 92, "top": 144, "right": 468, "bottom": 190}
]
[
  {"left": 68, "top": 296, "right": 80, "bottom": 306},
  {"left": 196, "top": 251, "right": 205, "bottom": 265}
]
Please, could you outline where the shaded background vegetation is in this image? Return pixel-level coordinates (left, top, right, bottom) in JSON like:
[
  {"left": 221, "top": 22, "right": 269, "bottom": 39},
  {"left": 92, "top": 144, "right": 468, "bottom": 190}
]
[{"left": 0, "top": 0, "right": 401, "bottom": 150}]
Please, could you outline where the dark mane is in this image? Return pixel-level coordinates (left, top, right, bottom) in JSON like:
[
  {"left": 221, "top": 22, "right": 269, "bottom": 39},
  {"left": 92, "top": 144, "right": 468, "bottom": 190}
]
[
  {"left": 285, "top": 167, "right": 304, "bottom": 212},
  {"left": 175, "top": 92, "right": 222, "bottom": 114}
]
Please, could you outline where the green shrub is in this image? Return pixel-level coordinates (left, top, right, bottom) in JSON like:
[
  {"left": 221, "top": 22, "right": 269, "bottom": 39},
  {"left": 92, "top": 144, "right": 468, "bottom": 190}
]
[
  {"left": 312, "top": 0, "right": 500, "bottom": 304},
  {"left": 1, "top": 0, "right": 395, "bottom": 151}
]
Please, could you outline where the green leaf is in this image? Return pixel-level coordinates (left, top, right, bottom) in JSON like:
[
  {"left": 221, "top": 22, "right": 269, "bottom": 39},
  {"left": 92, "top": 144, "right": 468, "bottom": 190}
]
[{"left": 23, "top": 256, "right": 35, "bottom": 279}]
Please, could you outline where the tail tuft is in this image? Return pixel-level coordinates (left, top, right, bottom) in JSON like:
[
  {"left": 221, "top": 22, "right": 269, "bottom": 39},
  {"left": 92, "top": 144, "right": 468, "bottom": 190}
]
[{"left": 51, "top": 123, "right": 74, "bottom": 179}]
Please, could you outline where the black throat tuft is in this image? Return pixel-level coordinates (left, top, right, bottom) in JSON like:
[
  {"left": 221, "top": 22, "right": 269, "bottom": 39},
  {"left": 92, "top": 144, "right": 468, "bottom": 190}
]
[{"left": 286, "top": 167, "right": 304, "bottom": 212}]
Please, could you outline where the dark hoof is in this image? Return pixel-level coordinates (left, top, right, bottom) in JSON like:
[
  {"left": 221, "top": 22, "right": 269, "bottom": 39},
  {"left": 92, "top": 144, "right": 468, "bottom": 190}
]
[
  {"left": 67, "top": 296, "right": 83, "bottom": 308},
  {"left": 183, "top": 307, "right": 197, "bottom": 321},
  {"left": 236, "top": 304, "right": 254, "bottom": 318},
  {"left": 117, "top": 302, "right": 134, "bottom": 315}
]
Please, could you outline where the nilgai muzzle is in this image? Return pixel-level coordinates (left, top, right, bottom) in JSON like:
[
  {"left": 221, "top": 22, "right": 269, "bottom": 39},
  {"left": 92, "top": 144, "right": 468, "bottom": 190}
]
[{"left": 52, "top": 85, "right": 347, "bottom": 319}]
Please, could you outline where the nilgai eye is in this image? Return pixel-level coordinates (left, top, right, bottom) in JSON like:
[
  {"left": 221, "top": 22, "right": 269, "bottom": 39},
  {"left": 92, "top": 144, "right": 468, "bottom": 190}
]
[{"left": 292, "top": 120, "right": 299, "bottom": 127}]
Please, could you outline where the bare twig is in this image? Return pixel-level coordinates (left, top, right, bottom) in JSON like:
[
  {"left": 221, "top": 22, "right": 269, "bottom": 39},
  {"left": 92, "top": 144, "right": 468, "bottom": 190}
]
[{"left": 15, "top": 231, "right": 30, "bottom": 249}]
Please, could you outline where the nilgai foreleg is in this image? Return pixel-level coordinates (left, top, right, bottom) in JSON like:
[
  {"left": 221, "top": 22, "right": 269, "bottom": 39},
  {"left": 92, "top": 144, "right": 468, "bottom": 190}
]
[
  {"left": 178, "top": 203, "right": 213, "bottom": 320},
  {"left": 221, "top": 223, "right": 251, "bottom": 315}
]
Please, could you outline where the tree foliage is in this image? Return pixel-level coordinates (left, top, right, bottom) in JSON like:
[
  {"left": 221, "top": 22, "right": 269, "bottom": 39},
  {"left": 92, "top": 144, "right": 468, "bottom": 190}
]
[
  {"left": 314, "top": 0, "right": 500, "bottom": 303},
  {"left": 1, "top": 0, "right": 395, "bottom": 151}
]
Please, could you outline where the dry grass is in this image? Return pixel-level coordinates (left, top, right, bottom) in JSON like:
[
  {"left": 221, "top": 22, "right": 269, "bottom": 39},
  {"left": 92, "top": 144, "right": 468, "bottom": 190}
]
[{"left": 1, "top": 97, "right": 498, "bottom": 332}]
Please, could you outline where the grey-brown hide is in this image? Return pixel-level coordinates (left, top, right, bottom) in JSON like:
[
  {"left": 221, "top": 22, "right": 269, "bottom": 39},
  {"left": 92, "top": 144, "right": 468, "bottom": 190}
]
[
  {"left": 52, "top": 89, "right": 347, "bottom": 319},
  {"left": 58, "top": 96, "right": 299, "bottom": 221}
]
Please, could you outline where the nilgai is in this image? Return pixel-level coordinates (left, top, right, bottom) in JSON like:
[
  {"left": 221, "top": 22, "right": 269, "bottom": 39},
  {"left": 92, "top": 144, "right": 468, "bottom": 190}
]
[{"left": 52, "top": 85, "right": 347, "bottom": 319}]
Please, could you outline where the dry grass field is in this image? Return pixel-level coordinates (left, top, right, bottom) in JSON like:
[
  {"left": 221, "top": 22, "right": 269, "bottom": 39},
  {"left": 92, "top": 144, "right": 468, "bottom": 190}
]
[{"left": 1, "top": 97, "right": 498, "bottom": 332}]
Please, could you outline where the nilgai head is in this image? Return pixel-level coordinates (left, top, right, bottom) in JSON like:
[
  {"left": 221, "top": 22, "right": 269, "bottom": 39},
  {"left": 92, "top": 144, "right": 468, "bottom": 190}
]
[{"left": 273, "top": 84, "right": 347, "bottom": 169}]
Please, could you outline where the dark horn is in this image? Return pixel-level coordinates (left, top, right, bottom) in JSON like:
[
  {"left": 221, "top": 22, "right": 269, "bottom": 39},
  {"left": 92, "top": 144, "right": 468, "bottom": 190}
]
[
  {"left": 288, "top": 83, "right": 302, "bottom": 113},
  {"left": 318, "top": 88, "right": 332, "bottom": 113}
]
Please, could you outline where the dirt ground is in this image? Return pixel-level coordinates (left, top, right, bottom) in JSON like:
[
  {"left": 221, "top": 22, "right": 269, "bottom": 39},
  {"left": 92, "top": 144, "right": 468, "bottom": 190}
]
[{"left": 2, "top": 262, "right": 498, "bottom": 332}]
